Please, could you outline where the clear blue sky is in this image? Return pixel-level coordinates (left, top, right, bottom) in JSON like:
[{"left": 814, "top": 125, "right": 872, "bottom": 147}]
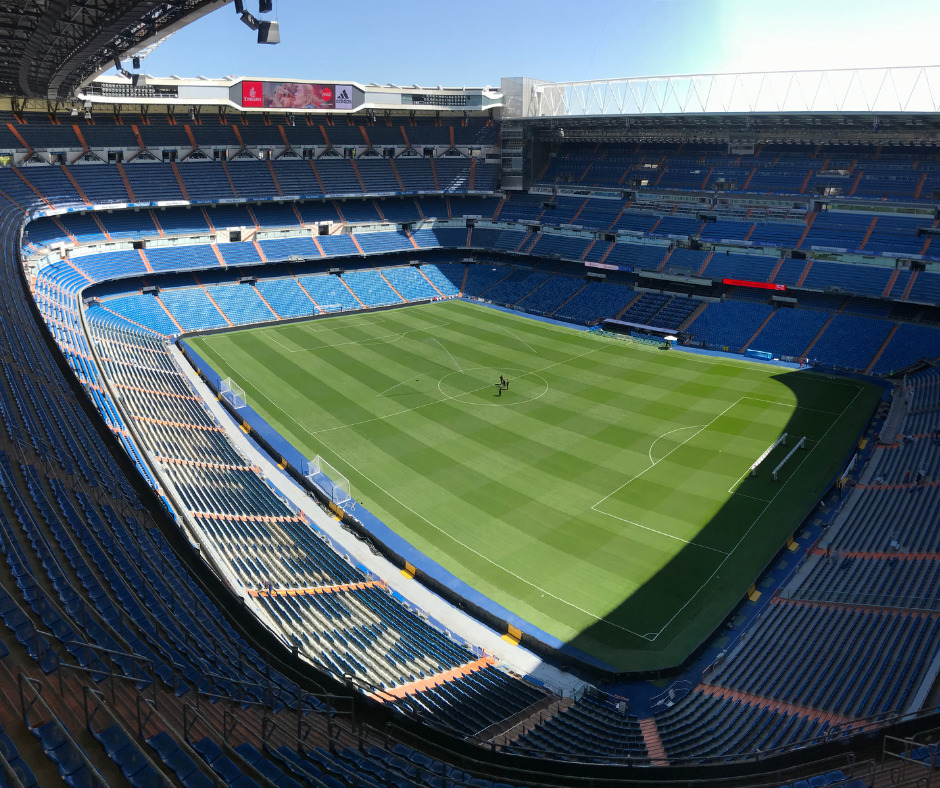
[{"left": 131, "top": 0, "right": 938, "bottom": 86}]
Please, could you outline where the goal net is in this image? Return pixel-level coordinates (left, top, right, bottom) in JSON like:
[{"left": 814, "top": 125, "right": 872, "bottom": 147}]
[
  {"left": 220, "top": 378, "right": 247, "bottom": 409},
  {"left": 304, "top": 455, "right": 352, "bottom": 506}
]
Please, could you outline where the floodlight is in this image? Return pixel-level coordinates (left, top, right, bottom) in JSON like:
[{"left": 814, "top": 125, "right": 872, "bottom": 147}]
[{"left": 258, "top": 20, "right": 279, "bottom": 44}]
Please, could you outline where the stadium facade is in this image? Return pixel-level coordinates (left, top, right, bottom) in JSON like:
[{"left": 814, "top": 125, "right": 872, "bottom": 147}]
[{"left": 1, "top": 3, "right": 940, "bottom": 786}]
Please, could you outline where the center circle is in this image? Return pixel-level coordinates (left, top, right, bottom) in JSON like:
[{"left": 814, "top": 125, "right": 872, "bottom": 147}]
[{"left": 437, "top": 366, "right": 549, "bottom": 406}]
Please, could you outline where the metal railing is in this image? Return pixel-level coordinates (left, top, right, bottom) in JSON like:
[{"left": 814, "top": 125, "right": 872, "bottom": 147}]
[{"left": 17, "top": 673, "right": 109, "bottom": 788}]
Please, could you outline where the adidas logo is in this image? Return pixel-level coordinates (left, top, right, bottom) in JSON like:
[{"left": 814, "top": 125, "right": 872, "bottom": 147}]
[{"left": 337, "top": 90, "right": 349, "bottom": 101}]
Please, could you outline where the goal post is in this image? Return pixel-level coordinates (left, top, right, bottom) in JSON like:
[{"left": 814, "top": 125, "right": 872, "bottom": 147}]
[
  {"left": 750, "top": 433, "right": 787, "bottom": 477},
  {"left": 220, "top": 378, "right": 247, "bottom": 409},
  {"left": 772, "top": 436, "right": 807, "bottom": 481},
  {"left": 304, "top": 455, "right": 352, "bottom": 506}
]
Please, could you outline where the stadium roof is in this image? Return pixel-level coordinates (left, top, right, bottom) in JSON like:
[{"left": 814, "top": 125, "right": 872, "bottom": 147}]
[
  {"left": 502, "top": 66, "right": 940, "bottom": 119},
  {"left": 0, "top": 0, "right": 228, "bottom": 101}
]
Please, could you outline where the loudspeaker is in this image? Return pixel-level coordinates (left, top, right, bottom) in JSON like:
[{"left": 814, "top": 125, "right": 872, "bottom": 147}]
[
  {"left": 258, "top": 20, "right": 279, "bottom": 44},
  {"left": 258, "top": 0, "right": 273, "bottom": 11},
  {"left": 234, "top": 0, "right": 245, "bottom": 12}
]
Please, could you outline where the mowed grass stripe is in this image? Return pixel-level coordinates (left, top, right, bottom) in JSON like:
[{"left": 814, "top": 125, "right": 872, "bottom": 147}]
[{"left": 187, "top": 299, "right": 880, "bottom": 670}]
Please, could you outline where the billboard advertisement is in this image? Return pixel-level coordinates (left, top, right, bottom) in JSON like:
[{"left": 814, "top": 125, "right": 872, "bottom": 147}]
[
  {"left": 240, "top": 81, "right": 352, "bottom": 110},
  {"left": 334, "top": 85, "right": 353, "bottom": 110},
  {"left": 586, "top": 260, "right": 633, "bottom": 273},
  {"left": 241, "top": 81, "right": 264, "bottom": 107}
]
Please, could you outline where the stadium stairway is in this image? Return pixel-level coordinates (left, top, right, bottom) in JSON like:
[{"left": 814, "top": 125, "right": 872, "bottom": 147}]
[
  {"left": 742, "top": 307, "right": 778, "bottom": 351},
  {"left": 374, "top": 655, "right": 497, "bottom": 700},
  {"left": 638, "top": 718, "right": 668, "bottom": 765},
  {"left": 550, "top": 280, "right": 591, "bottom": 316},
  {"left": 800, "top": 313, "right": 835, "bottom": 360},
  {"left": 481, "top": 695, "right": 573, "bottom": 746},
  {"left": 696, "top": 684, "right": 853, "bottom": 727},
  {"left": 864, "top": 324, "right": 899, "bottom": 375}
]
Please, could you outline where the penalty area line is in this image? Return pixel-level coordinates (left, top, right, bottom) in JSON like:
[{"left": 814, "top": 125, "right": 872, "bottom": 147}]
[
  {"left": 739, "top": 395, "right": 846, "bottom": 416},
  {"left": 590, "top": 402, "right": 749, "bottom": 558},
  {"left": 592, "top": 396, "right": 746, "bottom": 511},
  {"left": 590, "top": 509, "right": 730, "bottom": 556},
  {"left": 649, "top": 384, "right": 864, "bottom": 642}
]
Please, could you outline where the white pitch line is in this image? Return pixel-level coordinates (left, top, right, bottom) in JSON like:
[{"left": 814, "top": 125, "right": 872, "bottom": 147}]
[
  {"left": 375, "top": 378, "right": 419, "bottom": 397},
  {"left": 649, "top": 384, "right": 864, "bottom": 641},
  {"left": 730, "top": 491, "right": 776, "bottom": 503},
  {"left": 503, "top": 327, "right": 539, "bottom": 354},
  {"left": 425, "top": 336, "right": 463, "bottom": 373},
  {"left": 298, "top": 312, "right": 393, "bottom": 333},
  {"left": 739, "top": 395, "right": 847, "bottom": 416},
  {"left": 728, "top": 466, "right": 756, "bottom": 495},
  {"left": 262, "top": 329, "right": 297, "bottom": 354},
  {"left": 437, "top": 368, "right": 552, "bottom": 408},
  {"left": 649, "top": 424, "right": 704, "bottom": 466},
  {"left": 592, "top": 396, "right": 745, "bottom": 511},
  {"left": 591, "top": 393, "right": 840, "bottom": 595},
  {"left": 593, "top": 510, "right": 730, "bottom": 555}
]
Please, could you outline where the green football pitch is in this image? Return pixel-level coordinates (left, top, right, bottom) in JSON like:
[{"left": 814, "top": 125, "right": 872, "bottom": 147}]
[{"left": 186, "top": 300, "right": 879, "bottom": 671}]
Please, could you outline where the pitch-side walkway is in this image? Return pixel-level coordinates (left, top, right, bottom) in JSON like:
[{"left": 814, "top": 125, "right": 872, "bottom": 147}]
[{"left": 169, "top": 345, "right": 586, "bottom": 697}]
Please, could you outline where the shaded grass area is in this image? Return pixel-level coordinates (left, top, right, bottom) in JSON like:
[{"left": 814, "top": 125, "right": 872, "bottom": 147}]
[{"left": 188, "top": 300, "right": 880, "bottom": 671}]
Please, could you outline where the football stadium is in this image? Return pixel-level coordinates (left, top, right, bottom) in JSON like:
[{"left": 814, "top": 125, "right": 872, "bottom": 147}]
[{"left": 1, "top": 2, "right": 940, "bottom": 786}]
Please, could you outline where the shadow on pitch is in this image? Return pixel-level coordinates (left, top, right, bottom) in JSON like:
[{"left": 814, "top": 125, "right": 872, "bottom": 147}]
[{"left": 559, "top": 369, "right": 875, "bottom": 678}]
